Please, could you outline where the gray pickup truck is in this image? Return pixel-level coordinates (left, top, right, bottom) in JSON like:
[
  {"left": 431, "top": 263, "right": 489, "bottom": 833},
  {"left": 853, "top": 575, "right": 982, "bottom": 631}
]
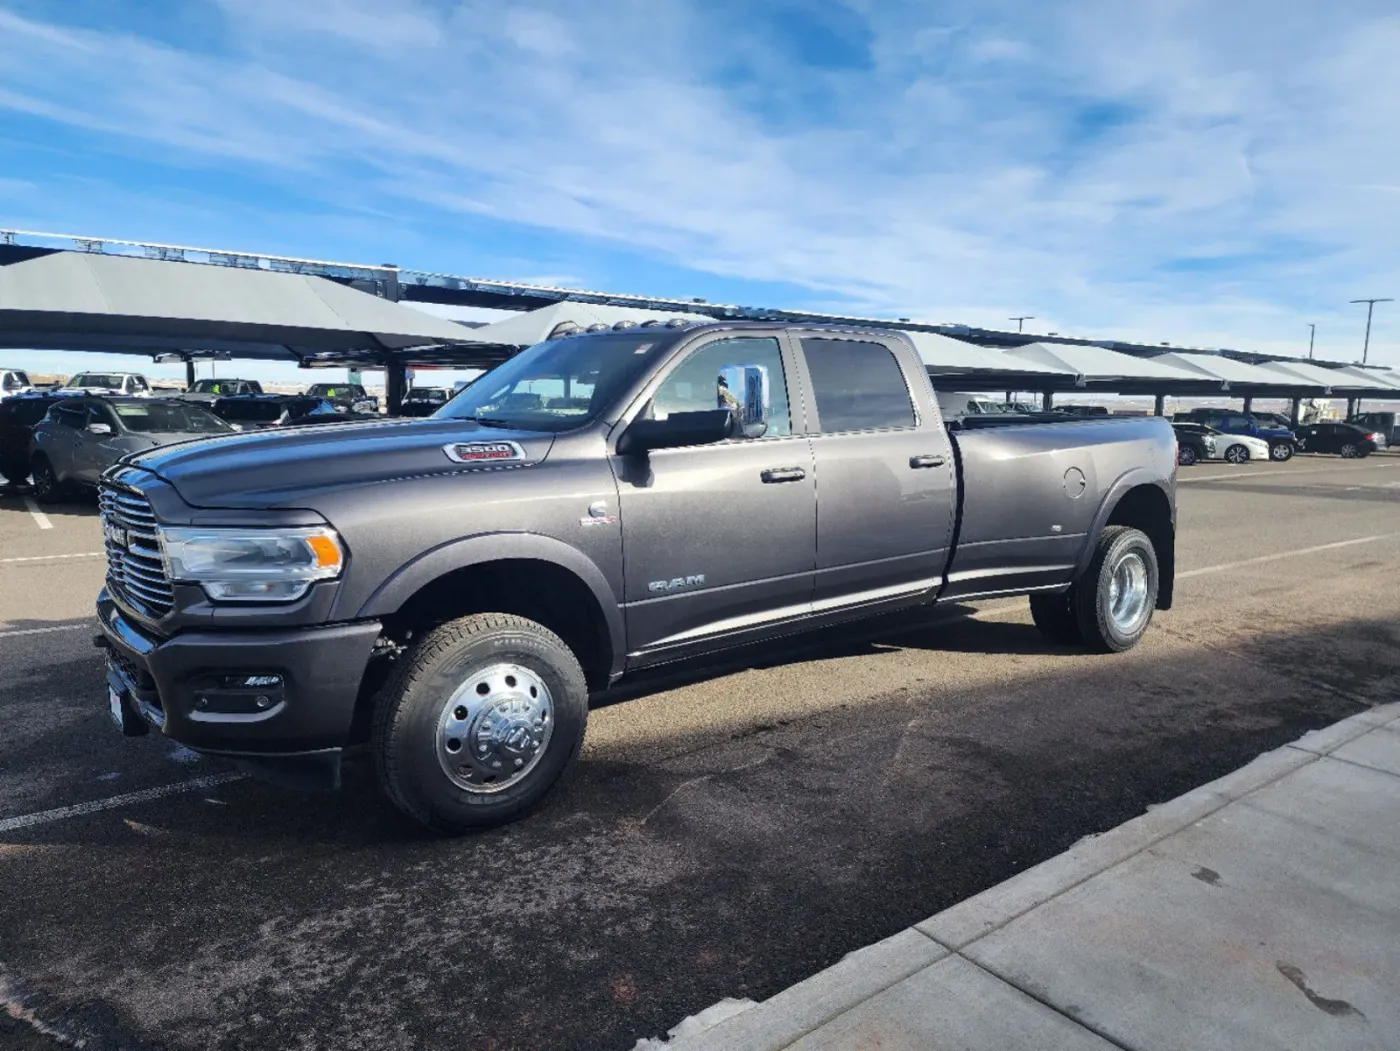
[{"left": 97, "top": 322, "right": 1176, "bottom": 832}]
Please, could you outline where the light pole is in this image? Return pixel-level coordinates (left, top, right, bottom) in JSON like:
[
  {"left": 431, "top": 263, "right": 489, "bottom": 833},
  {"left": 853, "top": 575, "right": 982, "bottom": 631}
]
[
  {"left": 1009, "top": 315, "right": 1035, "bottom": 332},
  {"left": 1307, "top": 323, "right": 1315, "bottom": 359},
  {"left": 1349, "top": 298, "right": 1393, "bottom": 365}
]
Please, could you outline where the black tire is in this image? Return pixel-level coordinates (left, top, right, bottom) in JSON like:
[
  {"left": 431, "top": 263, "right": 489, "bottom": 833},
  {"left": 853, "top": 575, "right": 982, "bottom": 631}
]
[
  {"left": 1072, "top": 525, "right": 1159, "bottom": 654},
  {"left": 1269, "top": 442, "right": 1293, "bottom": 462},
  {"left": 29, "top": 454, "right": 63, "bottom": 503},
  {"left": 1224, "top": 444, "right": 1250, "bottom": 464},
  {"left": 1030, "top": 589, "right": 1084, "bottom": 645},
  {"left": 1340, "top": 443, "right": 1360, "bottom": 459},
  {"left": 373, "top": 613, "right": 588, "bottom": 833},
  {"left": 1177, "top": 444, "right": 1198, "bottom": 467}
]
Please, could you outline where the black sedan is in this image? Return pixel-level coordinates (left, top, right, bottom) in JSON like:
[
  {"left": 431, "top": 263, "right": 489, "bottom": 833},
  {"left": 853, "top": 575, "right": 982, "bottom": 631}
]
[
  {"left": 400, "top": 387, "right": 452, "bottom": 418},
  {"left": 1171, "top": 422, "right": 1215, "bottom": 467},
  {"left": 1294, "top": 421, "right": 1387, "bottom": 458}
]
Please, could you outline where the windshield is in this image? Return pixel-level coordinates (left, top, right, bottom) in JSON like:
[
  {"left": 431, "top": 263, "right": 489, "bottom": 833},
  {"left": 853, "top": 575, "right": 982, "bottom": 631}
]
[
  {"left": 67, "top": 374, "right": 127, "bottom": 389},
  {"left": 436, "top": 332, "right": 676, "bottom": 431},
  {"left": 408, "top": 389, "right": 447, "bottom": 402},
  {"left": 112, "top": 401, "right": 234, "bottom": 434},
  {"left": 191, "top": 380, "right": 241, "bottom": 394}
]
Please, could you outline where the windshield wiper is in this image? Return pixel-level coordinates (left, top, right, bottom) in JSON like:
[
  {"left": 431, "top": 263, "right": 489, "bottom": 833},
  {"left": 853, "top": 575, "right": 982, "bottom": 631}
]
[{"left": 463, "top": 415, "right": 514, "bottom": 428}]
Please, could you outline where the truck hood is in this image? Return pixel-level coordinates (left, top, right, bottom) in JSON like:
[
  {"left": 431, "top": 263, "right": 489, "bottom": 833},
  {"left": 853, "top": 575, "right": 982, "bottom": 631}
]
[{"left": 126, "top": 419, "right": 556, "bottom": 508}]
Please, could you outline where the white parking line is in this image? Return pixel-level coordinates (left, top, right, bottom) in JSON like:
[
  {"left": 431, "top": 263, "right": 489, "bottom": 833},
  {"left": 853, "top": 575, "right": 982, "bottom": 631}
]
[
  {"left": 1180, "top": 461, "right": 1400, "bottom": 484},
  {"left": 1178, "top": 533, "right": 1400, "bottom": 580},
  {"left": 21, "top": 497, "right": 52, "bottom": 530},
  {"left": 0, "top": 551, "right": 103, "bottom": 565},
  {"left": 0, "top": 623, "right": 90, "bottom": 639},
  {"left": 0, "top": 773, "right": 246, "bottom": 834}
]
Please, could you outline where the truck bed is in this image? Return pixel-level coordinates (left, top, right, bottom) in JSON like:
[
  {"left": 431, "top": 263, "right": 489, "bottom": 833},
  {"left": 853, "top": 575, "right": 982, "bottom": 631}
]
[{"left": 940, "top": 415, "right": 1175, "bottom": 601}]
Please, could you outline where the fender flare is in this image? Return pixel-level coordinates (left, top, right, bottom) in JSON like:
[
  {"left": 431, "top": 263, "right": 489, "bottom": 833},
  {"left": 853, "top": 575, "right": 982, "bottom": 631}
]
[
  {"left": 1074, "top": 468, "right": 1176, "bottom": 580},
  {"left": 357, "top": 531, "right": 626, "bottom": 673}
]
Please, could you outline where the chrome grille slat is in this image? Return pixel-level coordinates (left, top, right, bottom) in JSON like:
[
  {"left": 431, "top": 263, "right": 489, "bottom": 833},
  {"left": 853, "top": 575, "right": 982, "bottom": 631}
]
[{"left": 99, "top": 481, "right": 174, "bottom": 617}]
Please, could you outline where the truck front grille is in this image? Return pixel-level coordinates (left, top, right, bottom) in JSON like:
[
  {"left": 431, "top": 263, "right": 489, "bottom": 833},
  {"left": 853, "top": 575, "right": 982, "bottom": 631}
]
[{"left": 99, "top": 482, "right": 175, "bottom": 619}]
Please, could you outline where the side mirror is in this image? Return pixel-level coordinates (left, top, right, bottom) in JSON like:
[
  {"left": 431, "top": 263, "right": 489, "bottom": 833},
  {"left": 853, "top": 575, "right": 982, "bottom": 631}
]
[
  {"left": 617, "top": 409, "right": 732, "bottom": 455},
  {"left": 717, "top": 363, "right": 770, "bottom": 439},
  {"left": 87, "top": 423, "right": 113, "bottom": 436}
]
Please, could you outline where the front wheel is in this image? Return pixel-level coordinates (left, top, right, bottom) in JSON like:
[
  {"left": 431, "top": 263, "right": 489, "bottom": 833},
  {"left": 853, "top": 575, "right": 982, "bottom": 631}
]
[
  {"left": 373, "top": 613, "right": 588, "bottom": 833},
  {"left": 1224, "top": 444, "right": 1250, "bottom": 464},
  {"left": 29, "top": 455, "right": 63, "bottom": 503},
  {"left": 1269, "top": 442, "right": 1294, "bottom": 461},
  {"left": 1073, "top": 526, "right": 1159, "bottom": 653}
]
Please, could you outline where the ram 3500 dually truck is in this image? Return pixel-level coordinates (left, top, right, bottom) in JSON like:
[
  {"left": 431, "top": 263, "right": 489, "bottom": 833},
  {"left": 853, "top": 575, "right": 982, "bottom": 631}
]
[{"left": 97, "top": 322, "right": 1176, "bottom": 832}]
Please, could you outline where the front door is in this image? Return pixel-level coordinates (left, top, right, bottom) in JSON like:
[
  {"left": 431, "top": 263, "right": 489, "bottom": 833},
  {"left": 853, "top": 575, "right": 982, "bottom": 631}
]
[
  {"left": 797, "top": 335, "right": 957, "bottom": 609},
  {"left": 613, "top": 334, "right": 816, "bottom": 662}
]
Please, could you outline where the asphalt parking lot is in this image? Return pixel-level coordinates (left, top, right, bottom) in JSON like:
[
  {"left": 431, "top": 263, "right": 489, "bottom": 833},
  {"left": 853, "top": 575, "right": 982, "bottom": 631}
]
[{"left": 2, "top": 455, "right": 1400, "bottom": 1051}]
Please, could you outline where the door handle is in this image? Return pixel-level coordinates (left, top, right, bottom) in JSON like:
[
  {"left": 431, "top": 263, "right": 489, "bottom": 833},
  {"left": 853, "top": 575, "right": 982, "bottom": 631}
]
[
  {"left": 760, "top": 466, "right": 807, "bottom": 484},
  {"left": 909, "top": 454, "right": 946, "bottom": 469}
]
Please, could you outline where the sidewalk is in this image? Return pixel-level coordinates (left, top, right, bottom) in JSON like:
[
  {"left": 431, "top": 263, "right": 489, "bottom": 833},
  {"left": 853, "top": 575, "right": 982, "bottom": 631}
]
[{"left": 649, "top": 702, "right": 1400, "bottom": 1051}]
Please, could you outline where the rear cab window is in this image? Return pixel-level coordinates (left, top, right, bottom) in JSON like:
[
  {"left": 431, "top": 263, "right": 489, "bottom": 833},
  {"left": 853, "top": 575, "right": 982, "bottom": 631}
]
[{"left": 800, "top": 338, "right": 916, "bottom": 433}]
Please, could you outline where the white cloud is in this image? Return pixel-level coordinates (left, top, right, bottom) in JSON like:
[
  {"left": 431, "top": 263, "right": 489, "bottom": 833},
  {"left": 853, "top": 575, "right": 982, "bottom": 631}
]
[{"left": 0, "top": 1, "right": 1398, "bottom": 363}]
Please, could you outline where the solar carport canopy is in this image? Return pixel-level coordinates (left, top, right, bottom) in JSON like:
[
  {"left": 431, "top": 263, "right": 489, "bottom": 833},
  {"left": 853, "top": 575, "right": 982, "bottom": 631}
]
[
  {"left": 0, "top": 247, "right": 475, "bottom": 363},
  {"left": 1001, "top": 342, "right": 1213, "bottom": 391},
  {"left": 1152, "top": 352, "right": 1301, "bottom": 391},
  {"left": 902, "top": 330, "right": 1076, "bottom": 390}
]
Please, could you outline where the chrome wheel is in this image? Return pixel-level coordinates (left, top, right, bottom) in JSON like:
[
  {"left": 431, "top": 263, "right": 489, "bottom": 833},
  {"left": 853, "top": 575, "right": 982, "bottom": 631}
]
[
  {"left": 1269, "top": 443, "right": 1292, "bottom": 461},
  {"left": 1107, "top": 552, "right": 1150, "bottom": 635},
  {"left": 1225, "top": 445, "right": 1248, "bottom": 464},
  {"left": 1340, "top": 443, "right": 1359, "bottom": 459},
  {"left": 436, "top": 663, "right": 554, "bottom": 794}
]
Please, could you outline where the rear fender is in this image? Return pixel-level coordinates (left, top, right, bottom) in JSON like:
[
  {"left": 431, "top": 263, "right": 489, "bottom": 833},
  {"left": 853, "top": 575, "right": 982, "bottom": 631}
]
[{"left": 1075, "top": 470, "right": 1176, "bottom": 610}]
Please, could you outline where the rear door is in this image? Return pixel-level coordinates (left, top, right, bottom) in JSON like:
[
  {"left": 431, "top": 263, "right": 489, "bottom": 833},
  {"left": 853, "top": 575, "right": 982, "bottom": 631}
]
[
  {"left": 614, "top": 333, "right": 816, "bottom": 661},
  {"left": 797, "top": 334, "right": 956, "bottom": 610}
]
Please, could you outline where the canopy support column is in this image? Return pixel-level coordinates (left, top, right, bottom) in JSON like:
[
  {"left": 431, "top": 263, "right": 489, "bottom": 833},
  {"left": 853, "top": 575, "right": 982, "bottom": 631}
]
[
  {"left": 1042, "top": 391, "right": 1054, "bottom": 410},
  {"left": 386, "top": 364, "right": 407, "bottom": 416},
  {"left": 1004, "top": 390, "right": 1013, "bottom": 403},
  {"left": 1346, "top": 397, "right": 1357, "bottom": 419},
  {"left": 184, "top": 356, "right": 196, "bottom": 389},
  {"left": 1242, "top": 395, "right": 1253, "bottom": 414},
  {"left": 1290, "top": 397, "right": 1301, "bottom": 426},
  {"left": 1153, "top": 394, "right": 1165, "bottom": 417}
]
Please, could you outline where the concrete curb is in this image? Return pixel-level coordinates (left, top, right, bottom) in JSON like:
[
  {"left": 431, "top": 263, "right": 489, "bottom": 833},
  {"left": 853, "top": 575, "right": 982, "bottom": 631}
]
[{"left": 659, "top": 701, "right": 1400, "bottom": 1051}]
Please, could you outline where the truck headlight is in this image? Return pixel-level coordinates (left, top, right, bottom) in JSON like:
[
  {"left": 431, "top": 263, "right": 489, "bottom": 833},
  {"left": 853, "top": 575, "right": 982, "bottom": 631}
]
[{"left": 159, "top": 527, "right": 345, "bottom": 602}]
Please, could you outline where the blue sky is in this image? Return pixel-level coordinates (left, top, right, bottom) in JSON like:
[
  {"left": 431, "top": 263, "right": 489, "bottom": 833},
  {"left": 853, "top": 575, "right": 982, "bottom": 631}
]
[{"left": 2, "top": 0, "right": 1399, "bottom": 383}]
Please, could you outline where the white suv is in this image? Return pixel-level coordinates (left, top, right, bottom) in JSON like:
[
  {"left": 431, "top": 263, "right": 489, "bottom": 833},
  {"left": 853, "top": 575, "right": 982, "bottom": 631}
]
[
  {"left": 62, "top": 372, "right": 153, "bottom": 397},
  {"left": 0, "top": 369, "right": 33, "bottom": 400}
]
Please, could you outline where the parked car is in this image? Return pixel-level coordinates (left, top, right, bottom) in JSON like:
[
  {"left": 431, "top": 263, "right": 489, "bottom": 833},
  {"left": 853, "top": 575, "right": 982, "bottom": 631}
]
[
  {"left": 30, "top": 397, "right": 234, "bottom": 501},
  {"left": 1349, "top": 411, "right": 1400, "bottom": 447},
  {"left": 1, "top": 369, "right": 34, "bottom": 400},
  {"left": 1058, "top": 405, "right": 1110, "bottom": 416},
  {"left": 208, "top": 394, "right": 340, "bottom": 429},
  {"left": 181, "top": 378, "right": 264, "bottom": 402},
  {"left": 305, "top": 383, "right": 379, "bottom": 414},
  {"left": 401, "top": 387, "right": 453, "bottom": 417},
  {"left": 1171, "top": 423, "right": 1216, "bottom": 467},
  {"left": 97, "top": 320, "right": 1176, "bottom": 832},
  {"left": 1294, "top": 421, "right": 1387, "bottom": 458},
  {"left": 0, "top": 391, "right": 71, "bottom": 485},
  {"left": 61, "top": 372, "right": 155, "bottom": 397},
  {"left": 1174, "top": 408, "right": 1295, "bottom": 461}
]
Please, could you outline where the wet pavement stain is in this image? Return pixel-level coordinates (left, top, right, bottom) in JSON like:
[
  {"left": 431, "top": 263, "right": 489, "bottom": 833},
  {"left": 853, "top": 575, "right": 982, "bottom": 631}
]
[{"left": 1276, "top": 963, "right": 1366, "bottom": 1019}]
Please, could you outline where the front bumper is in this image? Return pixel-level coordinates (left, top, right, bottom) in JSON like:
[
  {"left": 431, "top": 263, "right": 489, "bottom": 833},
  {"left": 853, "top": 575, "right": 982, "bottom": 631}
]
[{"left": 97, "top": 589, "right": 381, "bottom": 788}]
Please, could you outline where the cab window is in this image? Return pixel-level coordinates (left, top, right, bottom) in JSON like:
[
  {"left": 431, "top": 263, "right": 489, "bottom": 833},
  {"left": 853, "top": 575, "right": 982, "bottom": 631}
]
[{"left": 650, "top": 337, "right": 791, "bottom": 437}]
